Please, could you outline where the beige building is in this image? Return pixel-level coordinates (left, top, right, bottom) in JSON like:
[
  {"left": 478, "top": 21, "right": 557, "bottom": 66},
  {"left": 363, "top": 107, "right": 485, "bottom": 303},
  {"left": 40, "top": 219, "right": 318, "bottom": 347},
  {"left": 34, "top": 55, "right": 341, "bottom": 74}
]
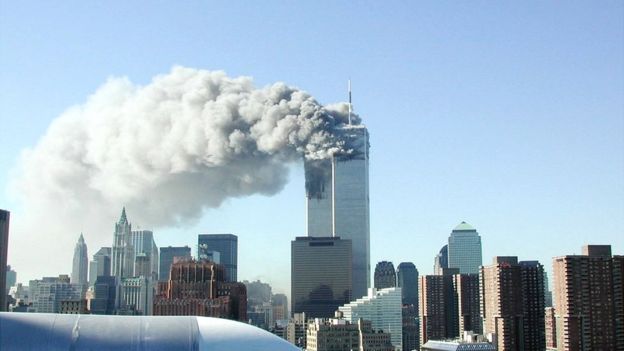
[
  {"left": 306, "top": 318, "right": 394, "bottom": 351},
  {"left": 545, "top": 307, "right": 556, "bottom": 350},
  {"left": 552, "top": 245, "right": 624, "bottom": 351}
]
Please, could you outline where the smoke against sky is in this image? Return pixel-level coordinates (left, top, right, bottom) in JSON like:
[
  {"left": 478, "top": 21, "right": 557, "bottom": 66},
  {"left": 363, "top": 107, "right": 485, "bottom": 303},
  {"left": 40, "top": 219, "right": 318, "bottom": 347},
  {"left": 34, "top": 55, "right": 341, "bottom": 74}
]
[{"left": 9, "top": 66, "right": 360, "bottom": 278}]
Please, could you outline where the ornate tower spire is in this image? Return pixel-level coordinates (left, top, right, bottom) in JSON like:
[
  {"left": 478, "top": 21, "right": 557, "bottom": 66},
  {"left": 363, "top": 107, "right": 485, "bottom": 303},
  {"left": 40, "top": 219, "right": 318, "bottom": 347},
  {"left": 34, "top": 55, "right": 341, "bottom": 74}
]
[{"left": 119, "top": 207, "right": 128, "bottom": 224}]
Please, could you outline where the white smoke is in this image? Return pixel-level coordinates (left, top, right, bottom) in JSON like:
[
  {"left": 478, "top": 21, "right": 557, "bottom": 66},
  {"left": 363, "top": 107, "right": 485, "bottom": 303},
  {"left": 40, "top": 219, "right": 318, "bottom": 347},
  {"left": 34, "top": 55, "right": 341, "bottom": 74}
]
[{"left": 9, "top": 66, "right": 361, "bottom": 279}]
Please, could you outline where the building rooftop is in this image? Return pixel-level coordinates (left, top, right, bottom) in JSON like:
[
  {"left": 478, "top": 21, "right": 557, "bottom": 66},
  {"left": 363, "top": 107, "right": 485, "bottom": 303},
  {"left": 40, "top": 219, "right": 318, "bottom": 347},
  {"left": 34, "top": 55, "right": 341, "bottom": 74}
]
[{"left": 453, "top": 221, "right": 475, "bottom": 231}]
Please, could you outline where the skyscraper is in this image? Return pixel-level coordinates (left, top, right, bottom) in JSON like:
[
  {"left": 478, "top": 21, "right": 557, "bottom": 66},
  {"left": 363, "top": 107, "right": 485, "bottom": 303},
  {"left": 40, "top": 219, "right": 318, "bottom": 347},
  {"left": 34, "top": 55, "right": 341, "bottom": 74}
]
[
  {"left": 419, "top": 269, "right": 459, "bottom": 344},
  {"left": 71, "top": 233, "right": 88, "bottom": 286},
  {"left": 480, "top": 256, "right": 545, "bottom": 351},
  {"left": 89, "top": 247, "right": 111, "bottom": 286},
  {"left": 198, "top": 234, "right": 238, "bottom": 282},
  {"left": 305, "top": 124, "right": 370, "bottom": 299},
  {"left": 0, "top": 209, "right": 9, "bottom": 312},
  {"left": 453, "top": 273, "right": 481, "bottom": 335},
  {"left": 129, "top": 230, "right": 159, "bottom": 281},
  {"left": 433, "top": 245, "right": 448, "bottom": 275},
  {"left": 397, "top": 262, "right": 419, "bottom": 307},
  {"left": 158, "top": 246, "right": 191, "bottom": 281},
  {"left": 374, "top": 261, "right": 396, "bottom": 289},
  {"left": 447, "top": 222, "right": 482, "bottom": 274},
  {"left": 291, "top": 236, "right": 352, "bottom": 318},
  {"left": 552, "top": 245, "right": 624, "bottom": 351},
  {"left": 111, "top": 207, "right": 135, "bottom": 279}
]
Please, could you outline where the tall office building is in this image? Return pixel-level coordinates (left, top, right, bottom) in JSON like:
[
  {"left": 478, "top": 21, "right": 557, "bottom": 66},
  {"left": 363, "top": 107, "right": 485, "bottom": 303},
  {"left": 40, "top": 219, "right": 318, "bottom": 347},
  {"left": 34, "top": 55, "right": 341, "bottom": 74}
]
[
  {"left": 453, "top": 273, "right": 482, "bottom": 335},
  {"left": 433, "top": 245, "right": 448, "bottom": 276},
  {"left": 338, "top": 287, "right": 403, "bottom": 350},
  {"left": 552, "top": 245, "right": 624, "bottom": 351},
  {"left": 291, "top": 236, "right": 352, "bottom": 318},
  {"left": 90, "top": 275, "right": 119, "bottom": 315},
  {"left": 119, "top": 276, "right": 152, "bottom": 315},
  {"left": 397, "top": 262, "right": 419, "bottom": 307},
  {"left": 158, "top": 246, "right": 191, "bottom": 281},
  {"left": 419, "top": 269, "right": 459, "bottom": 344},
  {"left": 0, "top": 209, "right": 9, "bottom": 312},
  {"left": 71, "top": 233, "right": 89, "bottom": 286},
  {"left": 305, "top": 124, "right": 370, "bottom": 299},
  {"left": 153, "top": 259, "right": 247, "bottom": 321},
  {"left": 198, "top": 234, "right": 238, "bottom": 282},
  {"left": 374, "top": 261, "right": 396, "bottom": 289},
  {"left": 28, "top": 275, "right": 84, "bottom": 313},
  {"left": 480, "top": 256, "right": 545, "bottom": 351},
  {"left": 130, "top": 230, "right": 159, "bottom": 281},
  {"left": 111, "top": 208, "right": 135, "bottom": 279},
  {"left": 89, "top": 247, "right": 111, "bottom": 286},
  {"left": 447, "top": 222, "right": 482, "bottom": 274}
]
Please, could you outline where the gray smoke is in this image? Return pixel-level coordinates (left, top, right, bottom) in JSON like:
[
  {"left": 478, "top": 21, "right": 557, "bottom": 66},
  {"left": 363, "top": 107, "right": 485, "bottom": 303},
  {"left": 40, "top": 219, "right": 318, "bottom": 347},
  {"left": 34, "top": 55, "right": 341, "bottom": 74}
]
[
  {"left": 8, "top": 66, "right": 370, "bottom": 282},
  {"left": 13, "top": 67, "right": 362, "bottom": 229}
]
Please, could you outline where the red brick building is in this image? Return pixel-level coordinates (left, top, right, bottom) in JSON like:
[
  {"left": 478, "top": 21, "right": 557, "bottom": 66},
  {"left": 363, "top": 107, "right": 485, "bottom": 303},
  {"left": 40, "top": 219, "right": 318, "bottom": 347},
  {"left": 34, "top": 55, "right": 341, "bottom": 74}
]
[{"left": 153, "top": 259, "right": 246, "bottom": 321}]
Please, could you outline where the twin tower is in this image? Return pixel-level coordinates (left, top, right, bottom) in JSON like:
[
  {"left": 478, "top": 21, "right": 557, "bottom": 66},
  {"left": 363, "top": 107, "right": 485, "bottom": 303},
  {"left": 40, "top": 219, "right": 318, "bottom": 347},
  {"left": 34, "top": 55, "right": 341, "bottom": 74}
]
[{"left": 304, "top": 123, "right": 370, "bottom": 300}]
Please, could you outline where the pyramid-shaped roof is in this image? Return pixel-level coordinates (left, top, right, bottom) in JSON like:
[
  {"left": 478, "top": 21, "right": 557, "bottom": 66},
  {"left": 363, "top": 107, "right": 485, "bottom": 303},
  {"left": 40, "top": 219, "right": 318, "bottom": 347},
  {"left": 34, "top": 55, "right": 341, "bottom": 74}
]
[{"left": 453, "top": 221, "right": 475, "bottom": 231}]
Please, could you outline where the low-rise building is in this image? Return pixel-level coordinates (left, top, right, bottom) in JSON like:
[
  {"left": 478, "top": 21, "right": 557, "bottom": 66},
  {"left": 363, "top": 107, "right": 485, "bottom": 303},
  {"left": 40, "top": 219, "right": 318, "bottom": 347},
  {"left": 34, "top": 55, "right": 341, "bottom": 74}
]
[{"left": 306, "top": 317, "right": 394, "bottom": 351}]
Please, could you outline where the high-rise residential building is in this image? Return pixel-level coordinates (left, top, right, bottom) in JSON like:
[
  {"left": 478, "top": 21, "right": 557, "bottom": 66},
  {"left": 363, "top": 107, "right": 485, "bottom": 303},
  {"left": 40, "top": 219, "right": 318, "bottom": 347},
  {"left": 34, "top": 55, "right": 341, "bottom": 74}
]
[
  {"left": 0, "top": 209, "right": 10, "bottom": 312},
  {"left": 153, "top": 259, "right": 247, "bottom": 321},
  {"left": 71, "top": 233, "right": 89, "bottom": 286},
  {"left": 6, "top": 265, "right": 16, "bottom": 294},
  {"left": 306, "top": 318, "right": 394, "bottom": 351},
  {"left": 419, "top": 269, "right": 459, "bottom": 344},
  {"left": 397, "top": 262, "right": 419, "bottom": 308},
  {"left": 480, "top": 256, "right": 545, "bottom": 351},
  {"left": 447, "top": 222, "right": 482, "bottom": 274},
  {"left": 338, "top": 287, "right": 403, "bottom": 350},
  {"left": 111, "top": 208, "right": 135, "bottom": 279},
  {"left": 545, "top": 307, "right": 556, "bottom": 350},
  {"left": 198, "top": 234, "right": 238, "bottom": 282},
  {"left": 374, "top": 261, "right": 397, "bottom": 289},
  {"left": 305, "top": 124, "right": 370, "bottom": 299},
  {"left": 130, "top": 230, "right": 159, "bottom": 281},
  {"left": 28, "top": 275, "right": 84, "bottom": 313},
  {"left": 158, "top": 246, "right": 191, "bottom": 281},
  {"left": 291, "top": 236, "right": 352, "bottom": 318},
  {"left": 89, "top": 247, "right": 111, "bottom": 286},
  {"left": 433, "top": 245, "right": 448, "bottom": 276},
  {"left": 453, "top": 273, "right": 481, "bottom": 335},
  {"left": 552, "top": 245, "right": 624, "bottom": 351}
]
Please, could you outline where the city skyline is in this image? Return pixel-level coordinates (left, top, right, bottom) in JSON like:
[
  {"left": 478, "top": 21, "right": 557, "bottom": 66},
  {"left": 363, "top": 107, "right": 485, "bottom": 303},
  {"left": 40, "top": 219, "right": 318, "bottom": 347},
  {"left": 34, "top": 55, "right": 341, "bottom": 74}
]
[{"left": 1, "top": 2, "right": 623, "bottom": 298}]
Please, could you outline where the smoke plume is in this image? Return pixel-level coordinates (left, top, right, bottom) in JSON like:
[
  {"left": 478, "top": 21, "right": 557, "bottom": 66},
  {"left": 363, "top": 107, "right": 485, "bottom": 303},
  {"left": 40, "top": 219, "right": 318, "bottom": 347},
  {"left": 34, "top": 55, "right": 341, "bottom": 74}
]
[{"left": 9, "top": 66, "right": 361, "bottom": 278}]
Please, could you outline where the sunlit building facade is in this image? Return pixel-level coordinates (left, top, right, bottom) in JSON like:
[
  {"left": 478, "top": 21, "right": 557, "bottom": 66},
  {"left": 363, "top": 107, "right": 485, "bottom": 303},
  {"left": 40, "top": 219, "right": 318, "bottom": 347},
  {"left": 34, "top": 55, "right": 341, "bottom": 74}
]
[
  {"left": 447, "top": 222, "right": 482, "bottom": 275},
  {"left": 305, "top": 125, "right": 370, "bottom": 299}
]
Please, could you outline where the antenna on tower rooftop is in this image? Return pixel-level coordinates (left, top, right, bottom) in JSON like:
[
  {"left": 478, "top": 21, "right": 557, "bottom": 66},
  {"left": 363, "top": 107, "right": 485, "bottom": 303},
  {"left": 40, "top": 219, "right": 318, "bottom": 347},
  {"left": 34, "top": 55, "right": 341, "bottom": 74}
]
[{"left": 348, "top": 79, "right": 352, "bottom": 125}]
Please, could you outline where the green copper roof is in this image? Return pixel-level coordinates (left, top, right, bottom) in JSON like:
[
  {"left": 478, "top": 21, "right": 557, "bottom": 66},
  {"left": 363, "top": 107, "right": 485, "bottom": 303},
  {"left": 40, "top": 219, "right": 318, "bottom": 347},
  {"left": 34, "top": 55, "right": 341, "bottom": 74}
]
[{"left": 453, "top": 221, "right": 475, "bottom": 231}]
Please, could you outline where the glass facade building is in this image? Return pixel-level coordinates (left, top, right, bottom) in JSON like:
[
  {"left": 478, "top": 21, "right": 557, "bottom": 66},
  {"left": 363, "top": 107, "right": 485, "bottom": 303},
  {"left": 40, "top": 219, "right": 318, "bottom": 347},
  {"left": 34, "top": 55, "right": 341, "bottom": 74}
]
[
  {"left": 397, "top": 262, "right": 419, "bottom": 307},
  {"left": 158, "top": 246, "right": 191, "bottom": 281},
  {"left": 291, "top": 236, "right": 352, "bottom": 318},
  {"left": 197, "top": 234, "right": 238, "bottom": 282},
  {"left": 447, "top": 222, "right": 482, "bottom": 275},
  {"left": 305, "top": 125, "right": 370, "bottom": 299}
]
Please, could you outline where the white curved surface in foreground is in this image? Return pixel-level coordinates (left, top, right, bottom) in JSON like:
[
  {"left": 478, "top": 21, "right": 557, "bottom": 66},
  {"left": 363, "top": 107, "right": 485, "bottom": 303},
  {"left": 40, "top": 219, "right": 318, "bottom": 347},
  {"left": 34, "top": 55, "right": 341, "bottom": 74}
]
[{"left": 0, "top": 312, "right": 300, "bottom": 351}]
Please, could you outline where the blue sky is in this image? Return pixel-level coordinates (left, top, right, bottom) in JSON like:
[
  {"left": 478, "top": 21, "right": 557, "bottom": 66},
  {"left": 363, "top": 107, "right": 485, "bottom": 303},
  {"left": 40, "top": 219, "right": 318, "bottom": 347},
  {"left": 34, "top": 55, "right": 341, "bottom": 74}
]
[{"left": 1, "top": 1, "right": 622, "bottom": 295}]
